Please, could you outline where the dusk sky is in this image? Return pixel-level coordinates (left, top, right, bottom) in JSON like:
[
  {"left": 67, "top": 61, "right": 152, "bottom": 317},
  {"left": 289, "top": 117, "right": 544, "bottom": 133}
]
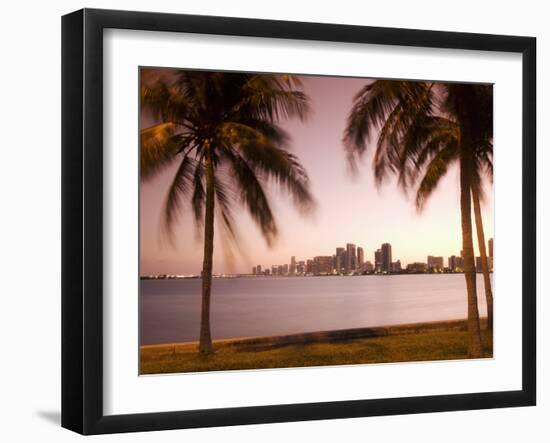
[{"left": 140, "top": 73, "right": 494, "bottom": 275}]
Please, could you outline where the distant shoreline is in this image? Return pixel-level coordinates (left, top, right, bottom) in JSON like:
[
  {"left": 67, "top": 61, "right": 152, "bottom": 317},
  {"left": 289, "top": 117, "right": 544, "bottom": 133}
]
[{"left": 140, "top": 272, "right": 491, "bottom": 280}]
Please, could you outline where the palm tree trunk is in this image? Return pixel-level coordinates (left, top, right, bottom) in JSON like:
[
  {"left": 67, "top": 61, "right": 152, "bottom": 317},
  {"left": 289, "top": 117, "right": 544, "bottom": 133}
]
[
  {"left": 459, "top": 149, "right": 483, "bottom": 358},
  {"left": 472, "top": 184, "right": 494, "bottom": 332},
  {"left": 199, "top": 151, "right": 215, "bottom": 355}
]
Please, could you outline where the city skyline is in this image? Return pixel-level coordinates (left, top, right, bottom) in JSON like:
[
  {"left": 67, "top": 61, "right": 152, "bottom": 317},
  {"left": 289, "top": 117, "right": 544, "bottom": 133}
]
[
  {"left": 143, "top": 237, "right": 493, "bottom": 277},
  {"left": 140, "top": 75, "right": 494, "bottom": 275}
]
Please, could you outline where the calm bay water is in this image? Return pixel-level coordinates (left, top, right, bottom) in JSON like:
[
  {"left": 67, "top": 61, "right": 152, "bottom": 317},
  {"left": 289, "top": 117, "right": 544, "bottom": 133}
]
[{"left": 140, "top": 274, "right": 488, "bottom": 345}]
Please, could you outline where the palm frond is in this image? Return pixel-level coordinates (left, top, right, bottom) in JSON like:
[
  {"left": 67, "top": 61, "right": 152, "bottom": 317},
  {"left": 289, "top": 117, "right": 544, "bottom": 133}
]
[
  {"left": 234, "top": 75, "right": 311, "bottom": 122},
  {"left": 223, "top": 150, "right": 278, "bottom": 246},
  {"left": 402, "top": 117, "right": 459, "bottom": 186},
  {"left": 212, "top": 173, "right": 251, "bottom": 266},
  {"left": 344, "top": 80, "right": 433, "bottom": 175},
  {"left": 415, "top": 142, "right": 459, "bottom": 211},
  {"left": 213, "top": 175, "right": 237, "bottom": 241},
  {"left": 471, "top": 155, "right": 489, "bottom": 204},
  {"left": 161, "top": 154, "right": 197, "bottom": 239},
  {"left": 220, "top": 122, "right": 315, "bottom": 213},
  {"left": 238, "top": 118, "right": 290, "bottom": 147},
  {"left": 140, "top": 123, "right": 181, "bottom": 180},
  {"left": 141, "top": 70, "right": 174, "bottom": 120}
]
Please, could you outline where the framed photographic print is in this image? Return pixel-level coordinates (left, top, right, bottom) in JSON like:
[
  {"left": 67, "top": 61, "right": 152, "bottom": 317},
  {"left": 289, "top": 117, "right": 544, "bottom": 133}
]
[{"left": 61, "top": 8, "right": 536, "bottom": 435}]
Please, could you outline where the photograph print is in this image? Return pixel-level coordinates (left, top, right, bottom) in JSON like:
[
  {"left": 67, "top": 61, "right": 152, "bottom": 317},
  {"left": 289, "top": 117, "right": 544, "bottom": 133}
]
[{"left": 139, "top": 68, "right": 494, "bottom": 375}]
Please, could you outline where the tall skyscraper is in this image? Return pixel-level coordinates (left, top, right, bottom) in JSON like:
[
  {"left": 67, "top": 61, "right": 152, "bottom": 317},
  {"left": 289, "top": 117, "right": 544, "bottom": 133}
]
[
  {"left": 381, "top": 243, "right": 392, "bottom": 273},
  {"left": 357, "top": 247, "right": 364, "bottom": 268},
  {"left": 252, "top": 266, "right": 256, "bottom": 275},
  {"left": 374, "top": 249, "right": 383, "bottom": 272},
  {"left": 346, "top": 243, "right": 356, "bottom": 272},
  {"left": 336, "top": 247, "right": 346, "bottom": 274},
  {"left": 427, "top": 256, "right": 444, "bottom": 270},
  {"left": 289, "top": 256, "right": 296, "bottom": 274},
  {"left": 256, "top": 264, "right": 262, "bottom": 274}
]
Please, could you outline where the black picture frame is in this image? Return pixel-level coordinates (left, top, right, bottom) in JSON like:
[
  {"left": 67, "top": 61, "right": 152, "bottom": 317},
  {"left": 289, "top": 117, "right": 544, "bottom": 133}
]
[{"left": 62, "top": 8, "right": 536, "bottom": 435}]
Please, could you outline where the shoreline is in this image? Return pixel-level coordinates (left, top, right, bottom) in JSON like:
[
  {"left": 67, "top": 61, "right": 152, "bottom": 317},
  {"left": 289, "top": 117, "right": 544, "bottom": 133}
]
[
  {"left": 141, "top": 272, "right": 492, "bottom": 280},
  {"left": 141, "top": 317, "right": 488, "bottom": 351},
  {"left": 140, "top": 318, "right": 492, "bottom": 374}
]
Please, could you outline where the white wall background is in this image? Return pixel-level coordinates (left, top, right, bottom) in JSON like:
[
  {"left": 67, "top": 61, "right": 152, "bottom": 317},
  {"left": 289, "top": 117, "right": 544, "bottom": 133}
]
[{"left": 0, "top": 1, "right": 546, "bottom": 441}]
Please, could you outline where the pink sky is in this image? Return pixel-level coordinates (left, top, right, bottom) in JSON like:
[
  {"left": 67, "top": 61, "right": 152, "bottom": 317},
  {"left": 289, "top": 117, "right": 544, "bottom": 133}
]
[{"left": 140, "top": 74, "right": 494, "bottom": 275}]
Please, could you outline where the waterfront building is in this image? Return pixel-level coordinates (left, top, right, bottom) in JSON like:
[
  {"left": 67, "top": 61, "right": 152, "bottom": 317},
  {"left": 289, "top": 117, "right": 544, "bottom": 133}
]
[
  {"left": 357, "top": 247, "right": 364, "bottom": 267},
  {"left": 336, "top": 247, "right": 346, "bottom": 274},
  {"left": 313, "top": 256, "right": 333, "bottom": 275},
  {"left": 363, "top": 261, "right": 374, "bottom": 272},
  {"left": 381, "top": 243, "right": 392, "bottom": 273},
  {"left": 290, "top": 256, "right": 296, "bottom": 275},
  {"left": 346, "top": 243, "right": 356, "bottom": 272},
  {"left": 448, "top": 255, "right": 458, "bottom": 271},
  {"left": 374, "top": 249, "right": 383, "bottom": 272},
  {"left": 391, "top": 260, "right": 402, "bottom": 272},
  {"left": 427, "top": 255, "right": 444, "bottom": 271},
  {"left": 406, "top": 262, "right": 428, "bottom": 273}
]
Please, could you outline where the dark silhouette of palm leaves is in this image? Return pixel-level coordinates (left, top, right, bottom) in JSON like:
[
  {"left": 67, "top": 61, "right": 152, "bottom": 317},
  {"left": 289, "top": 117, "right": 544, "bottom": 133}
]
[
  {"left": 140, "top": 70, "right": 314, "bottom": 246},
  {"left": 344, "top": 80, "right": 492, "bottom": 210}
]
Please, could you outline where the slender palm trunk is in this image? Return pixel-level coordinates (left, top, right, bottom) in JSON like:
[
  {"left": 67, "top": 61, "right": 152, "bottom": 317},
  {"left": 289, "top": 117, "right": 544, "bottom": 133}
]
[
  {"left": 459, "top": 149, "right": 483, "bottom": 358},
  {"left": 199, "top": 151, "right": 215, "bottom": 355},
  {"left": 472, "top": 185, "right": 494, "bottom": 332}
]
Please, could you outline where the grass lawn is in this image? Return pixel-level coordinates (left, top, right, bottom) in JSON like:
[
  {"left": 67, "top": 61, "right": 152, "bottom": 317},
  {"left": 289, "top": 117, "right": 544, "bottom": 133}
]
[{"left": 140, "top": 322, "right": 493, "bottom": 375}]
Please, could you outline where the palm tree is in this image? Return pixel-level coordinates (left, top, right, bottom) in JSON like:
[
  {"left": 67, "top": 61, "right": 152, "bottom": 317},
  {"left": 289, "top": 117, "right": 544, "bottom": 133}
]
[
  {"left": 446, "top": 85, "right": 494, "bottom": 334},
  {"left": 405, "top": 87, "right": 494, "bottom": 334},
  {"left": 469, "top": 87, "right": 494, "bottom": 332},
  {"left": 140, "top": 70, "right": 315, "bottom": 354},
  {"left": 344, "top": 80, "right": 493, "bottom": 357}
]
